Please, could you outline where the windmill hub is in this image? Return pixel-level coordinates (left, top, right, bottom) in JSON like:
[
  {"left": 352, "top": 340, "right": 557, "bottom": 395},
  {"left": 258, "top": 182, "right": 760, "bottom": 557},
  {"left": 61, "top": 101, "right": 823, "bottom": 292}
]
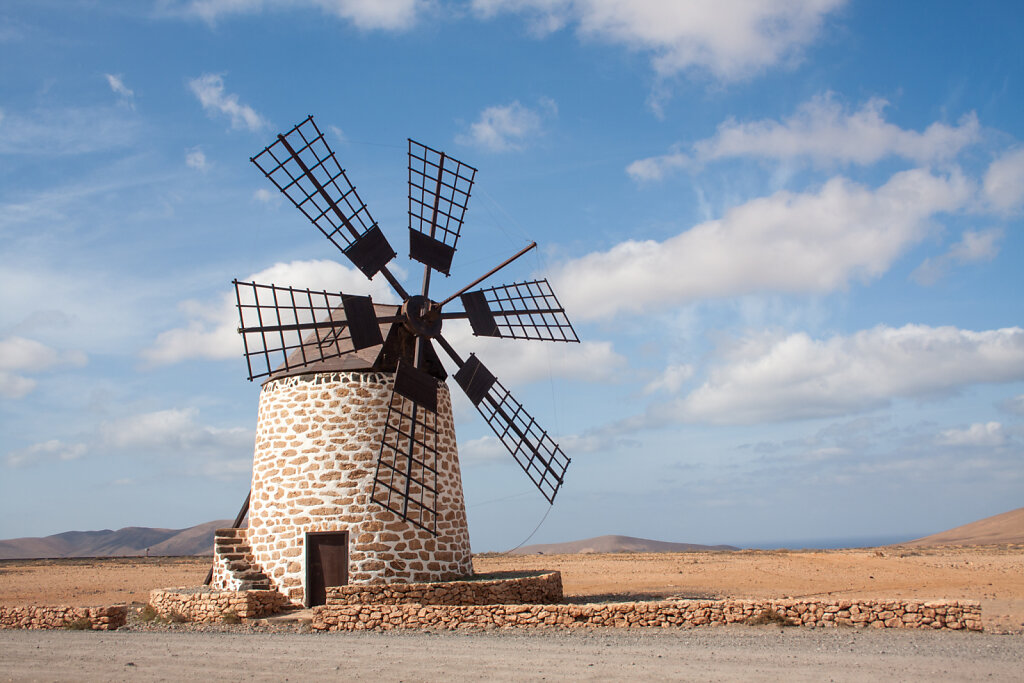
[{"left": 400, "top": 294, "right": 442, "bottom": 339}]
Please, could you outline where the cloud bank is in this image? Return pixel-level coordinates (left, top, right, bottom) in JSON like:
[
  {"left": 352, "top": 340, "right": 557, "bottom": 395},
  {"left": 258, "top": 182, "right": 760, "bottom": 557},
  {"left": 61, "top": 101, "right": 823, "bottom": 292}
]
[
  {"left": 670, "top": 325, "right": 1024, "bottom": 424},
  {"left": 555, "top": 168, "right": 971, "bottom": 320},
  {"left": 472, "top": 0, "right": 845, "bottom": 82}
]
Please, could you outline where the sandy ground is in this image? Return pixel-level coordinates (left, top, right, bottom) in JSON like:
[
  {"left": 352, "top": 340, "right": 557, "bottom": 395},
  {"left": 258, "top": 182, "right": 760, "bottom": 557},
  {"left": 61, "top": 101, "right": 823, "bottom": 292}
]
[
  {"left": 1, "top": 628, "right": 1022, "bottom": 681},
  {"left": 2, "top": 545, "right": 1022, "bottom": 633},
  {"left": 2, "top": 548, "right": 1022, "bottom": 681}
]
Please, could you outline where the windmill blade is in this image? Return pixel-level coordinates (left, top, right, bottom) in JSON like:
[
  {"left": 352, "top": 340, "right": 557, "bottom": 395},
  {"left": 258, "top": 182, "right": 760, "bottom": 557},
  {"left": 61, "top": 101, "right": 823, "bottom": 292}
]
[
  {"left": 453, "top": 353, "right": 570, "bottom": 503},
  {"left": 407, "top": 139, "right": 477, "bottom": 276},
  {"left": 233, "top": 280, "right": 385, "bottom": 381},
  {"left": 458, "top": 279, "right": 579, "bottom": 343},
  {"left": 371, "top": 360, "right": 440, "bottom": 534},
  {"left": 251, "top": 116, "right": 397, "bottom": 279},
  {"left": 392, "top": 356, "right": 440, "bottom": 413}
]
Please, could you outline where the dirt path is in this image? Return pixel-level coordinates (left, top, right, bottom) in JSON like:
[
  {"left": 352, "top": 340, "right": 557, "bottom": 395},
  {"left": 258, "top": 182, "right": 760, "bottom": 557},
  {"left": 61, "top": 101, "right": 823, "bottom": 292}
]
[{"left": 1, "top": 628, "right": 1022, "bottom": 682}]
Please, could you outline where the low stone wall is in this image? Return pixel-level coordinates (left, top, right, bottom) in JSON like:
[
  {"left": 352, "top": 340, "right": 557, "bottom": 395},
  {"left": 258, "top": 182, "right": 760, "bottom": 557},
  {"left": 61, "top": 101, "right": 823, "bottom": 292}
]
[
  {"left": 0, "top": 605, "right": 128, "bottom": 631},
  {"left": 312, "top": 599, "right": 982, "bottom": 632},
  {"left": 326, "top": 571, "right": 563, "bottom": 606},
  {"left": 149, "top": 587, "right": 290, "bottom": 623}
]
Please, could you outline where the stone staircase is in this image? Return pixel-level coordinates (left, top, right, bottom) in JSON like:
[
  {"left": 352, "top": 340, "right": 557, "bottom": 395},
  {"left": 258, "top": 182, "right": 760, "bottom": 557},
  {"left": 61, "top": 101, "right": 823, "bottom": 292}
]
[{"left": 213, "top": 528, "right": 273, "bottom": 591}]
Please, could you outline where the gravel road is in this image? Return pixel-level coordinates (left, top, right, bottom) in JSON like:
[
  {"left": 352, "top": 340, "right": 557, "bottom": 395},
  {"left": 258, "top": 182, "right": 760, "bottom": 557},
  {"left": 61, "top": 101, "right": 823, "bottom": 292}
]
[{"left": 2, "top": 627, "right": 1021, "bottom": 681}]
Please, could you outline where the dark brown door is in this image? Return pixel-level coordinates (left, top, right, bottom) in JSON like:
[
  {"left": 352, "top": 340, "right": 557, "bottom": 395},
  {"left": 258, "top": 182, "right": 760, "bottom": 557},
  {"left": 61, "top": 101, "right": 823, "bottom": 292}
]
[{"left": 306, "top": 531, "right": 349, "bottom": 606}]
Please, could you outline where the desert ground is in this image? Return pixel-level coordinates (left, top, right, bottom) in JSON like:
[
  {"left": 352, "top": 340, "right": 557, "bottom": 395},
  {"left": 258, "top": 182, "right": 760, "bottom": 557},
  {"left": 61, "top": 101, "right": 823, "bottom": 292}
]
[
  {"left": 2, "top": 545, "right": 1022, "bottom": 633},
  {"left": 3, "top": 547, "right": 1023, "bottom": 681}
]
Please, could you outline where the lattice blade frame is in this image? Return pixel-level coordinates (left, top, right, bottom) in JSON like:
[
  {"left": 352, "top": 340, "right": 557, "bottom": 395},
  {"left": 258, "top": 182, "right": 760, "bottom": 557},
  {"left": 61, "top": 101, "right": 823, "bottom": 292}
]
[
  {"left": 252, "top": 116, "right": 396, "bottom": 277},
  {"left": 234, "top": 280, "right": 359, "bottom": 381},
  {"left": 371, "top": 384, "right": 439, "bottom": 534},
  {"left": 461, "top": 279, "right": 579, "bottom": 342},
  {"left": 454, "top": 355, "right": 570, "bottom": 503},
  {"left": 407, "top": 139, "right": 477, "bottom": 275}
]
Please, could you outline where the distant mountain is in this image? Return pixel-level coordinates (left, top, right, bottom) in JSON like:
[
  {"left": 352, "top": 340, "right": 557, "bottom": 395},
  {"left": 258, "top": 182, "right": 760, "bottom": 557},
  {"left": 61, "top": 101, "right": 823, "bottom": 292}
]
[
  {"left": 510, "top": 534, "right": 738, "bottom": 555},
  {"left": 901, "top": 507, "right": 1024, "bottom": 546},
  {"left": 0, "top": 520, "right": 231, "bottom": 559}
]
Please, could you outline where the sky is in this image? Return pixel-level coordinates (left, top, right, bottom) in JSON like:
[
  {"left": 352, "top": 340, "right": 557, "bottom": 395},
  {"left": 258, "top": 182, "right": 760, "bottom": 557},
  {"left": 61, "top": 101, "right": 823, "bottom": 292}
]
[{"left": 1, "top": 0, "right": 1022, "bottom": 550}]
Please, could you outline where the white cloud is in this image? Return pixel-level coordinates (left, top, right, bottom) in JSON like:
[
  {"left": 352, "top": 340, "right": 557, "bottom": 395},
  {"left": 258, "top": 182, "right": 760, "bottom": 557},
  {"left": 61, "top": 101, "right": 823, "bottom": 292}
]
[
  {"left": 200, "top": 458, "right": 253, "bottom": 478},
  {"left": 5, "top": 408, "right": 251, "bottom": 469},
  {"left": 253, "top": 187, "right": 275, "bottom": 203},
  {"left": 626, "top": 146, "right": 690, "bottom": 181},
  {"left": 6, "top": 439, "right": 86, "bottom": 467},
  {"left": 0, "top": 106, "right": 139, "bottom": 155},
  {"left": 555, "top": 167, "right": 972, "bottom": 320},
  {"left": 0, "top": 337, "right": 87, "bottom": 399},
  {"left": 458, "top": 435, "right": 507, "bottom": 463},
  {"left": 442, "top": 321, "right": 625, "bottom": 386},
  {"left": 911, "top": 228, "right": 1001, "bottom": 285},
  {"left": 185, "top": 146, "right": 208, "bottom": 170},
  {"left": 104, "top": 73, "right": 135, "bottom": 107},
  {"left": 143, "top": 259, "right": 400, "bottom": 365},
  {"left": 937, "top": 422, "right": 1007, "bottom": 448},
  {"left": 0, "top": 336, "right": 81, "bottom": 371},
  {"left": 459, "top": 425, "right": 633, "bottom": 465},
  {"left": 671, "top": 324, "right": 1024, "bottom": 424},
  {"left": 472, "top": 0, "right": 845, "bottom": 82},
  {"left": 643, "top": 363, "right": 693, "bottom": 395},
  {"left": 456, "top": 99, "right": 557, "bottom": 152},
  {"left": 171, "top": 0, "right": 424, "bottom": 30},
  {"left": 0, "top": 372, "right": 36, "bottom": 399},
  {"left": 628, "top": 95, "right": 981, "bottom": 180},
  {"left": 188, "top": 73, "right": 268, "bottom": 132},
  {"left": 983, "top": 148, "right": 1024, "bottom": 212},
  {"left": 1000, "top": 394, "right": 1024, "bottom": 416},
  {"left": 98, "top": 407, "right": 252, "bottom": 452}
]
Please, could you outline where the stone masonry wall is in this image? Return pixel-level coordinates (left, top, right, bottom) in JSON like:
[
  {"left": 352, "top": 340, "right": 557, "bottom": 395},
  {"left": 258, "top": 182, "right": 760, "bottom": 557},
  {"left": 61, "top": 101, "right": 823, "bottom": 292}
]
[
  {"left": 248, "top": 372, "right": 473, "bottom": 604},
  {"left": 0, "top": 605, "right": 127, "bottom": 630},
  {"left": 149, "top": 588, "right": 289, "bottom": 623},
  {"left": 326, "top": 571, "right": 563, "bottom": 606},
  {"left": 312, "top": 599, "right": 983, "bottom": 632}
]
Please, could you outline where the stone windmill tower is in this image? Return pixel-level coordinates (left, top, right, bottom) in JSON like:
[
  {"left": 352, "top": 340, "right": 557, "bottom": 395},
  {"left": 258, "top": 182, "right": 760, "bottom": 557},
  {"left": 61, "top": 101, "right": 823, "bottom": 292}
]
[{"left": 211, "top": 116, "right": 579, "bottom": 606}]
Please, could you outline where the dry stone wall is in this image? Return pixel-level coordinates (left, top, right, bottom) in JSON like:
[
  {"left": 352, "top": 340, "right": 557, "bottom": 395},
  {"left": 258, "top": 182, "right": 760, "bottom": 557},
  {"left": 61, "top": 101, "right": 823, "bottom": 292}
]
[
  {"left": 248, "top": 372, "right": 473, "bottom": 604},
  {"left": 149, "top": 588, "right": 289, "bottom": 623},
  {"left": 312, "top": 599, "right": 983, "bottom": 632},
  {"left": 0, "top": 605, "right": 127, "bottom": 630},
  {"left": 326, "top": 571, "right": 563, "bottom": 606}
]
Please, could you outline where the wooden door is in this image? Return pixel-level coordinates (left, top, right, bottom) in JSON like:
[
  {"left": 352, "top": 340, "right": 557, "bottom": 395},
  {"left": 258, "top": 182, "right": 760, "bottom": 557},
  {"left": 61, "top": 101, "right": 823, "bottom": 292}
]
[{"left": 305, "top": 531, "right": 349, "bottom": 607}]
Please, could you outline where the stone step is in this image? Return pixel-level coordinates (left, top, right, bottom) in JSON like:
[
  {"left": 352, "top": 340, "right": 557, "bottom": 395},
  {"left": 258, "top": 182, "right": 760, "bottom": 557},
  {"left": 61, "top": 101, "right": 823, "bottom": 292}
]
[
  {"left": 213, "top": 530, "right": 273, "bottom": 594},
  {"left": 238, "top": 580, "right": 271, "bottom": 591},
  {"left": 214, "top": 528, "right": 245, "bottom": 539}
]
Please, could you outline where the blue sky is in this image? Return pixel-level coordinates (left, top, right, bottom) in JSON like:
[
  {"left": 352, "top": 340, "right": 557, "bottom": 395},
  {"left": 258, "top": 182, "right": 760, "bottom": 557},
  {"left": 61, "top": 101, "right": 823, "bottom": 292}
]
[{"left": 1, "top": 1, "right": 1022, "bottom": 550}]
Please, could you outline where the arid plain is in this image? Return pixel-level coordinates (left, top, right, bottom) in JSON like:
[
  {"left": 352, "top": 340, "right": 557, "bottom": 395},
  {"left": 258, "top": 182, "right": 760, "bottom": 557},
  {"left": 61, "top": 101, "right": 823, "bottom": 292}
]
[{"left": 2, "top": 544, "right": 1022, "bottom": 634}]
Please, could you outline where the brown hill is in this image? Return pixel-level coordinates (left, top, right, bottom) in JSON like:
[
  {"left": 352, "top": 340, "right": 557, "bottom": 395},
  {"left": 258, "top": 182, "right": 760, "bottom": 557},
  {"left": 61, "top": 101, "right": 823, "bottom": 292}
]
[
  {"left": 510, "top": 535, "right": 738, "bottom": 555},
  {"left": 902, "top": 507, "right": 1024, "bottom": 546},
  {"left": 0, "top": 520, "right": 231, "bottom": 559}
]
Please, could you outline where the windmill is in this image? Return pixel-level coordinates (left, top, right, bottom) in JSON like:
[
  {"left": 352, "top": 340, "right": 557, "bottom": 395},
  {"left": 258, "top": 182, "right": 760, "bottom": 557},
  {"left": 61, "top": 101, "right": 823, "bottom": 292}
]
[{"left": 214, "top": 116, "right": 579, "bottom": 603}]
